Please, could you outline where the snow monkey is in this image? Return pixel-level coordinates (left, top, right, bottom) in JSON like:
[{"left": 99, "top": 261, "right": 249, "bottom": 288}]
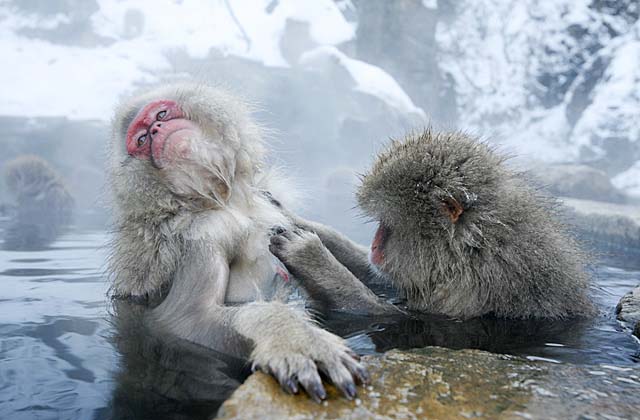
[
  {"left": 3, "top": 155, "right": 74, "bottom": 250},
  {"left": 271, "top": 129, "right": 595, "bottom": 319},
  {"left": 107, "top": 83, "right": 368, "bottom": 402}
]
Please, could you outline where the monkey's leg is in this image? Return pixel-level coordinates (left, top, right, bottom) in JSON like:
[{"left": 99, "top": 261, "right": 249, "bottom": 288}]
[
  {"left": 147, "top": 243, "right": 368, "bottom": 402},
  {"left": 270, "top": 230, "right": 400, "bottom": 315}
]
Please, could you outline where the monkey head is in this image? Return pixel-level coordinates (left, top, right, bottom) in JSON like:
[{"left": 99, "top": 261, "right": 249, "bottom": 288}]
[
  {"left": 5, "top": 155, "right": 62, "bottom": 198},
  {"left": 111, "top": 83, "right": 264, "bottom": 215},
  {"left": 357, "top": 130, "right": 508, "bottom": 280}
]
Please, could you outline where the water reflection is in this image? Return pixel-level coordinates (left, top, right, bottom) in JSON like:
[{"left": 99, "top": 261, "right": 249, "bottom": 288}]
[
  {"left": 105, "top": 302, "right": 250, "bottom": 420},
  {"left": 0, "top": 230, "right": 638, "bottom": 420},
  {"left": 330, "top": 266, "right": 640, "bottom": 366}
]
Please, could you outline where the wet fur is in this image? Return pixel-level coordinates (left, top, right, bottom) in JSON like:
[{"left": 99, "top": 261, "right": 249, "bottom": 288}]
[
  {"left": 272, "top": 129, "right": 595, "bottom": 319},
  {"left": 3, "top": 155, "right": 74, "bottom": 250},
  {"left": 107, "top": 83, "right": 366, "bottom": 401}
]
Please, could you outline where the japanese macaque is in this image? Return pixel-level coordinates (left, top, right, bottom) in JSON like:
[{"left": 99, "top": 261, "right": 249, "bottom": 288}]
[
  {"left": 2, "top": 155, "right": 74, "bottom": 250},
  {"left": 271, "top": 129, "right": 595, "bottom": 319},
  {"left": 108, "top": 83, "right": 367, "bottom": 402}
]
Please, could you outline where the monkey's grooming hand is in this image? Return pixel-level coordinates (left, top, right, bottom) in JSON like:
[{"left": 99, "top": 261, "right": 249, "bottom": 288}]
[
  {"left": 270, "top": 229, "right": 400, "bottom": 315},
  {"left": 250, "top": 320, "right": 369, "bottom": 402},
  {"left": 269, "top": 229, "right": 329, "bottom": 279}
]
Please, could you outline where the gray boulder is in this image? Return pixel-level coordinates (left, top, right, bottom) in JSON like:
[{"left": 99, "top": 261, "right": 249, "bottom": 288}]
[
  {"left": 617, "top": 286, "right": 640, "bottom": 338},
  {"left": 561, "top": 197, "right": 640, "bottom": 268},
  {"left": 534, "top": 163, "right": 627, "bottom": 203}
]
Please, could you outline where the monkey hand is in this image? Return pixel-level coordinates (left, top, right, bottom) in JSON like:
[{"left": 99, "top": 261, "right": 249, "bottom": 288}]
[
  {"left": 269, "top": 229, "right": 327, "bottom": 277},
  {"left": 250, "top": 321, "right": 369, "bottom": 402},
  {"left": 270, "top": 229, "right": 401, "bottom": 315}
]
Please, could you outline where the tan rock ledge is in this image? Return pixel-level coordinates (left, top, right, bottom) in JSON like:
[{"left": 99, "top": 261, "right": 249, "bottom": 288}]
[{"left": 216, "top": 347, "right": 640, "bottom": 420}]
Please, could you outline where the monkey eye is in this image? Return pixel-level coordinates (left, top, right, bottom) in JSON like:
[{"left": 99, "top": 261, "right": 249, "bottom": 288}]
[
  {"left": 156, "top": 110, "right": 167, "bottom": 120},
  {"left": 137, "top": 134, "right": 147, "bottom": 147}
]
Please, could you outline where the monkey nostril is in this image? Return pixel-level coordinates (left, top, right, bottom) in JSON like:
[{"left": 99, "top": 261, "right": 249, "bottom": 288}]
[{"left": 151, "top": 128, "right": 158, "bottom": 135}]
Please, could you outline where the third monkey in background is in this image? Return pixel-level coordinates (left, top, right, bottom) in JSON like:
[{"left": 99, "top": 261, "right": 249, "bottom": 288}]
[{"left": 271, "top": 129, "right": 595, "bottom": 320}]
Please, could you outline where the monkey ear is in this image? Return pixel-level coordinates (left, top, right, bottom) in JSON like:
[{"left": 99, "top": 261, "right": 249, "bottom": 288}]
[{"left": 442, "top": 197, "right": 463, "bottom": 223}]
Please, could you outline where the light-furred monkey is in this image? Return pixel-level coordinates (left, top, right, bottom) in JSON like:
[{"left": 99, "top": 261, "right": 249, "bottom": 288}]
[{"left": 107, "top": 83, "right": 367, "bottom": 402}]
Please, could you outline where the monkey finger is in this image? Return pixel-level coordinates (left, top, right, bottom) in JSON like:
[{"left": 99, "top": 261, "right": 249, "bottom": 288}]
[
  {"left": 319, "top": 361, "right": 358, "bottom": 400},
  {"left": 343, "top": 356, "right": 370, "bottom": 385},
  {"left": 270, "top": 225, "right": 287, "bottom": 236},
  {"left": 269, "top": 235, "right": 287, "bottom": 249},
  {"left": 346, "top": 349, "right": 361, "bottom": 361},
  {"left": 297, "top": 362, "right": 326, "bottom": 403},
  {"left": 251, "top": 362, "right": 262, "bottom": 373},
  {"left": 292, "top": 228, "right": 306, "bottom": 238},
  {"left": 286, "top": 376, "right": 300, "bottom": 394},
  {"left": 275, "top": 370, "right": 299, "bottom": 395}
]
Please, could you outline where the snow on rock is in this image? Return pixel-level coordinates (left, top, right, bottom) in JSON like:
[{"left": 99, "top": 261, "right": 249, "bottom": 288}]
[
  {"left": 300, "top": 46, "right": 426, "bottom": 119},
  {"left": 0, "top": 0, "right": 355, "bottom": 120},
  {"left": 571, "top": 24, "right": 640, "bottom": 164},
  {"left": 422, "top": 0, "right": 438, "bottom": 10},
  {"left": 613, "top": 162, "right": 640, "bottom": 197},
  {"left": 437, "top": 0, "right": 639, "bottom": 170},
  {"left": 92, "top": 0, "right": 355, "bottom": 64},
  {"left": 0, "top": 34, "right": 162, "bottom": 120}
]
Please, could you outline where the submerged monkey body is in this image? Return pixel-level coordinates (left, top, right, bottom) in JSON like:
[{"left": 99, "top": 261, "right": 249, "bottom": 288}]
[{"left": 272, "top": 130, "right": 595, "bottom": 320}]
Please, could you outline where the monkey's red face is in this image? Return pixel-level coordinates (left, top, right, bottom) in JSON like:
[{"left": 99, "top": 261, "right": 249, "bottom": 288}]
[
  {"left": 370, "top": 222, "right": 390, "bottom": 266},
  {"left": 126, "top": 100, "right": 201, "bottom": 167}
]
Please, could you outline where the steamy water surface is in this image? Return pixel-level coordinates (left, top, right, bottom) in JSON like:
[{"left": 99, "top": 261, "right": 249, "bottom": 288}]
[{"left": 0, "top": 229, "right": 638, "bottom": 420}]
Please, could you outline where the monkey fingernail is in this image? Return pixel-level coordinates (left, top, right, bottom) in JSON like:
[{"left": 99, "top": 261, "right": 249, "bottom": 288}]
[
  {"left": 358, "top": 368, "right": 371, "bottom": 385},
  {"left": 344, "top": 382, "right": 357, "bottom": 400},
  {"left": 286, "top": 378, "right": 298, "bottom": 394},
  {"left": 310, "top": 384, "right": 327, "bottom": 402}
]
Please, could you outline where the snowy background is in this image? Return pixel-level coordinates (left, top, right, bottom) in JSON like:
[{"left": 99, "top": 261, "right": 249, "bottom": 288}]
[{"left": 0, "top": 0, "right": 638, "bottom": 241}]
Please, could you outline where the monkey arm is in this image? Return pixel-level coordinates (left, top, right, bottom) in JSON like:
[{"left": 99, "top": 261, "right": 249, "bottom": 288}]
[
  {"left": 146, "top": 240, "right": 368, "bottom": 402},
  {"left": 270, "top": 230, "right": 400, "bottom": 316},
  {"left": 264, "top": 191, "right": 375, "bottom": 285},
  {"left": 291, "top": 218, "right": 377, "bottom": 286}
]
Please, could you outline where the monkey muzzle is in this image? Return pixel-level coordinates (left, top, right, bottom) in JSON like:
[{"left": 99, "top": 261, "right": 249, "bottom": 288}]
[
  {"left": 149, "top": 119, "right": 201, "bottom": 169},
  {"left": 370, "top": 222, "right": 390, "bottom": 266}
]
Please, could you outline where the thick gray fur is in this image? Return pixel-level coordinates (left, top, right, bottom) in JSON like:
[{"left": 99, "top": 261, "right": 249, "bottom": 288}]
[
  {"left": 3, "top": 155, "right": 74, "bottom": 250},
  {"left": 107, "top": 83, "right": 366, "bottom": 402},
  {"left": 271, "top": 129, "right": 595, "bottom": 319}
]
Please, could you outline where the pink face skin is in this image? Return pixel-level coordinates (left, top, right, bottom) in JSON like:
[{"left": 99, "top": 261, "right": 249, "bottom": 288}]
[
  {"left": 126, "top": 99, "right": 200, "bottom": 167},
  {"left": 370, "top": 222, "right": 389, "bottom": 266}
]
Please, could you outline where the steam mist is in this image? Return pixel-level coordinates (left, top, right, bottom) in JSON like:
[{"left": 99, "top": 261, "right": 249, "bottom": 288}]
[
  {"left": 0, "top": 0, "right": 638, "bottom": 244},
  {"left": 1, "top": 2, "right": 640, "bottom": 419}
]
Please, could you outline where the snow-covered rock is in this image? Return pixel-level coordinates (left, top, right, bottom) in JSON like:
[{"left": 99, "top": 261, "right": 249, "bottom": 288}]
[
  {"left": 437, "top": 0, "right": 640, "bottom": 194},
  {"left": 0, "top": 0, "right": 356, "bottom": 120},
  {"left": 300, "top": 46, "right": 426, "bottom": 119},
  {"left": 0, "top": 0, "right": 638, "bottom": 201}
]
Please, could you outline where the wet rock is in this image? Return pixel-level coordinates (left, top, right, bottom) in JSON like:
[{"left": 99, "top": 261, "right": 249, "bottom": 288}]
[
  {"left": 216, "top": 347, "right": 640, "bottom": 420},
  {"left": 562, "top": 197, "right": 640, "bottom": 269},
  {"left": 617, "top": 286, "right": 640, "bottom": 338}
]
